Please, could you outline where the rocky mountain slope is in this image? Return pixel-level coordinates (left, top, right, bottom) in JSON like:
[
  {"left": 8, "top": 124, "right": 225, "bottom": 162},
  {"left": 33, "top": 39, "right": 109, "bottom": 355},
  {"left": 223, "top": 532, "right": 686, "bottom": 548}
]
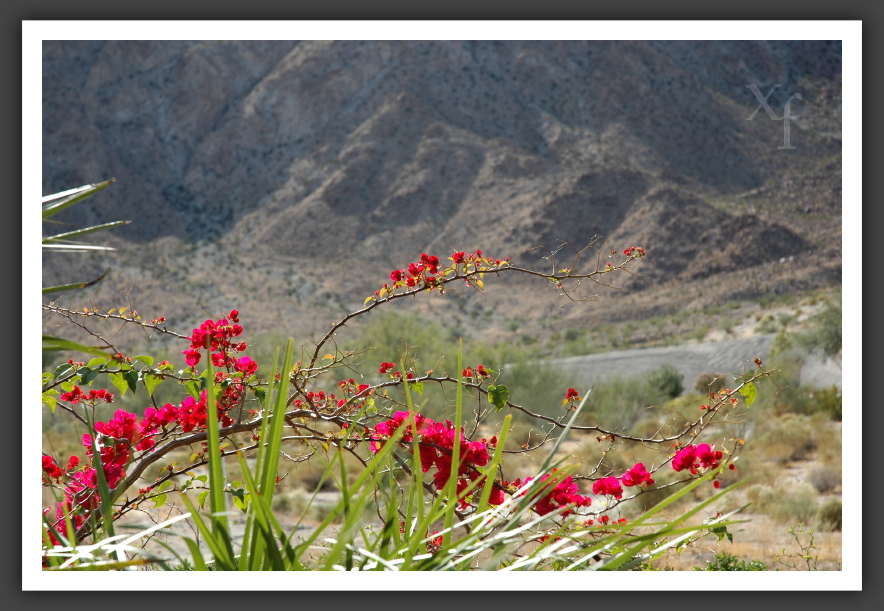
[{"left": 41, "top": 40, "right": 842, "bottom": 347}]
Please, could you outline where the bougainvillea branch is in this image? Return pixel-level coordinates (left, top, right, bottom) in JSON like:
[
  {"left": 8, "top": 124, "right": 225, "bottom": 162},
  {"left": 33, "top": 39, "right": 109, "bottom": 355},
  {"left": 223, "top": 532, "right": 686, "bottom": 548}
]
[{"left": 41, "top": 240, "right": 770, "bottom": 561}]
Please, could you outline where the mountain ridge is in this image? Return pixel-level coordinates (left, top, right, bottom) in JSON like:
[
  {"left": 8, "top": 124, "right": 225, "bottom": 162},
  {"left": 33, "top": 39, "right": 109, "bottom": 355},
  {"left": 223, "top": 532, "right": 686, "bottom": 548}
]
[{"left": 42, "top": 40, "right": 842, "bottom": 346}]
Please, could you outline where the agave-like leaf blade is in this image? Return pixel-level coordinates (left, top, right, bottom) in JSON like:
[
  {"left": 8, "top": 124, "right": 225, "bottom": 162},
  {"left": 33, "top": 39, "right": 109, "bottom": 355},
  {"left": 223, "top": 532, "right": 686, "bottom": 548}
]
[
  {"left": 41, "top": 268, "right": 111, "bottom": 295},
  {"left": 41, "top": 179, "right": 114, "bottom": 219},
  {"left": 41, "top": 334, "right": 110, "bottom": 356},
  {"left": 41, "top": 243, "right": 117, "bottom": 253},
  {"left": 43, "top": 220, "right": 130, "bottom": 244}
]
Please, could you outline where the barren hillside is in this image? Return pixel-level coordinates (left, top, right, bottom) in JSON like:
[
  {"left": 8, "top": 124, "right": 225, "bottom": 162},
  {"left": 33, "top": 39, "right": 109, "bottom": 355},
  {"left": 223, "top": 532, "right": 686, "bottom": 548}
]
[{"left": 42, "top": 41, "right": 842, "bottom": 347}]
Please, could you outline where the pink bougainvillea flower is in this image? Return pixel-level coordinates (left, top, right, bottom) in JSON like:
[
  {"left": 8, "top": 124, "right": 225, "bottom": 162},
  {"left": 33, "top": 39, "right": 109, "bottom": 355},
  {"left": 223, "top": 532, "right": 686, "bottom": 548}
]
[
  {"left": 516, "top": 471, "right": 591, "bottom": 516},
  {"left": 234, "top": 356, "right": 258, "bottom": 375},
  {"left": 671, "top": 445, "right": 698, "bottom": 473},
  {"left": 696, "top": 443, "right": 723, "bottom": 469},
  {"left": 42, "top": 455, "right": 63, "bottom": 480},
  {"left": 60, "top": 386, "right": 84, "bottom": 404},
  {"left": 183, "top": 348, "right": 201, "bottom": 367},
  {"left": 592, "top": 476, "right": 624, "bottom": 499},
  {"left": 621, "top": 462, "right": 655, "bottom": 488}
]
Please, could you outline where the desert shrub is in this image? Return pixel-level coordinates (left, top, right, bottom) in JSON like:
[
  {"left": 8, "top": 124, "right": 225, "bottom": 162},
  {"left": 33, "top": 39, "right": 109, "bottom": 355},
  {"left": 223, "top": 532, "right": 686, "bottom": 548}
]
[
  {"left": 689, "top": 325, "right": 710, "bottom": 341},
  {"left": 494, "top": 358, "right": 580, "bottom": 419},
  {"left": 694, "top": 372, "right": 728, "bottom": 396},
  {"left": 768, "top": 329, "right": 800, "bottom": 363},
  {"left": 753, "top": 414, "right": 817, "bottom": 464},
  {"left": 747, "top": 483, "right": 818, "bottom": 524},
  {"left": 270, "top": 487, "right": 325, "bottom": 521},
  {"left": 755, "top": 314, "right": 779, "bottom": 334},
  {"left": 354, "top": 311, "right": 449, "bottom": 368},
  {"left": 693, "top": 551, "right": 767, "bottom": 571},
  {"left": 577, "top": 375, "right": 667, "bottom": 430},
  {"left": 816, "top": 499, "right": 842, "bottom": 531},
  {"left": 807, "top": 465, "right": 841, "bottom": 494},
  {"left": 719, "top": 317, "right": 737, "bottom": 334},
  {"left": 646, "top": 364, "right": 685, "bottom": 399},
  {"left": 807, "top": 386, "right": 842, "bottom": 421},
  {"left": 796, "top": 294, "right": 841, "bottom": 359}
]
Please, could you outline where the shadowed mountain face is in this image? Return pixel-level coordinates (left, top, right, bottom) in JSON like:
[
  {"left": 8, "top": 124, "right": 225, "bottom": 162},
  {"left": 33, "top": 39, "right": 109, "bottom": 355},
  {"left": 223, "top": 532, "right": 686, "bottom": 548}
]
[{"left": 42, "top": 40, "right": 841, "bottom": 341}]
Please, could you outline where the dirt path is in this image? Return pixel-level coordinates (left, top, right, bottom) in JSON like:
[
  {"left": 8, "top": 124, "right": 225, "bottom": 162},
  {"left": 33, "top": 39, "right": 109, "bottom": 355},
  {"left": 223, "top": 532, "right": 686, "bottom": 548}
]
[{"left": 542, "top": 334, "right": 840, "bottom": 393}]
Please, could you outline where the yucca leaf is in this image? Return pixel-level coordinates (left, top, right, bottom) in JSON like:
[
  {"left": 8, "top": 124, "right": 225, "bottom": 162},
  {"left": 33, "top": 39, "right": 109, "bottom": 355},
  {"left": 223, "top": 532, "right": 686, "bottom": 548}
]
[
  {"left": 42, "top": 220, "right": 130, "bottom": 244},
  {"left": 41, "top": 269, "right": 111, "bottom": 296},
  {"left": 42, "top": 179, "right": 115, "bottom": 219}
]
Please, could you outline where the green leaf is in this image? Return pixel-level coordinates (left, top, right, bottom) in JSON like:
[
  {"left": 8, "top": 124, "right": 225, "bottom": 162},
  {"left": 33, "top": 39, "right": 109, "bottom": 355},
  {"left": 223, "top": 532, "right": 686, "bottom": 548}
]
[
  {"left": 487, "top": 384, "right": 510, "bottom": 411},
  {"left": 710, "top": 524, "right": 734, "bottom": 543},
  {"left": 409, "top": 381, "right": 424, "bottom": 395},
  {"left": 738, "top": 382, "right": 757, "bottom": 407},
  {"left": 87, "top": 357, "right": 108, "bottom": 369},
  {"left": 152, "top": 493, "right": 167, "bottom": 508},
  {"left": 41, "top": 269, "right": 112, "bottom": 294},
  {"left": 143, "top": 373, "right": 163, "bottom": 397},
  {"left": 231, "top": 488, "right": 250, "bottom": 512},
  {"left": 134, "top": 355, "right": 154, "bottom": 367},
  {"left": 255, "top": 386, "right": 266, "bottom": 403},
  {"left": 78, "top": 366, "right": 101, "bottom": 386},
  {"left": 42, "top": 392, "right": 58, "bottom": 413},
  {"left": 184, "top": 379, "right": 200, "bottom": 399},
  {"left": 109, "top": 371, "right": 129, "bottom": 396},
  {"left": 42, "top": 334, "right": 110, "bottom": 357},
  {"left": 197, "top": 490, "right": 209, "bottom": 509},
  {"left": 123, "top": 369, "right": 139, "bottom": 393},
  {"left": 158, "top": 480, "right": 174, "bottom": 493},
  {"left": 54, "top": 364, "right": 73, "bottom": 380},
  {"left": 42, "top": 179, "right": 115, "bottom": 220},
  {"left": 42, "top": 220, "right": 130, "bottom": 245}
]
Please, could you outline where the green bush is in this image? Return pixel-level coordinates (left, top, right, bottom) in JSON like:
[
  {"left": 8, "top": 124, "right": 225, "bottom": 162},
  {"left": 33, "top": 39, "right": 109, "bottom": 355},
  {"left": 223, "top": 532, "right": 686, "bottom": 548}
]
[
  {"left": 694, "top": 372, "right": 728, "bottom": 396},
  {"left": 796, "top": 295, "right": 841, "bottom": 359},
  {"left": 694, "top": 551, "right": 767, "bottom": 571},
  {"left": 747, "top": 483, "right": 819, "bottom": 524},
  {"left": 577, "top": 375, "right": 668, "bottom": 430},
  {"left": 755, "top": 314, "right": 779, "bottom": 334},
  {"left": 808, "top": 386, "right": 842, "bottom": 421},
  {"left": 817, "top": 499, "right": 842, "bottom": 532},
  {"left": 646, "top": 365, "right": 685, "bottom": 399},
  {"left": 753, "top": 414, "right": 817, "bottom": 465}
]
